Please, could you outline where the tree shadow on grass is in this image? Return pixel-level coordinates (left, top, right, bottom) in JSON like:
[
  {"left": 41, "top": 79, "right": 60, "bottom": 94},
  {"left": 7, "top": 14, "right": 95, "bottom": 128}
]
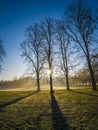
[
  {"left": 0, "top": 91, "right": 38, "bottom": 110},
  {"left": 51, "top": 93, "right": 70, "bottom": 130},
  {"left": 70, "top": 90, "right": 98, "bottom": 98}
]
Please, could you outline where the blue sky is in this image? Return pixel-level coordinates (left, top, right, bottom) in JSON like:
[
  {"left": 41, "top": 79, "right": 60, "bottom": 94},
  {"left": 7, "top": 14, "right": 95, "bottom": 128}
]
[
  {"left": 0, "top": 0, "right": 69, "bottom": 80},
  {"left": 0, "top": 0, "right": 98, "bottom": 80}
]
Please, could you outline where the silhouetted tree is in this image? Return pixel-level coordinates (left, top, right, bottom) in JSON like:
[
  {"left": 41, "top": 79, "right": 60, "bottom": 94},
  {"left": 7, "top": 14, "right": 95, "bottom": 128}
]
[
  {"left": 0, "top": 39, "right": 6, "bottom": 72},
  {"left": 92, "top": 53, "right": 98, "bottom": 83},
  {"left": 55, "top": 20, "right": 71, "bottom": 90},
  {"left": 65, "top": 0, "right": 98, "bottom": 90},
  {"left": 21, "top": 24, "right": 45, "bottom": 91},
  {"left": 40, "top": 18, "right": 55, "bottom": 93}
]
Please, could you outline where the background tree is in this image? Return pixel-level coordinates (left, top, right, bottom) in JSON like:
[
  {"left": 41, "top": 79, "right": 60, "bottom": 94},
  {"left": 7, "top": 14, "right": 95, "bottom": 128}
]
[
  {"left": 65, "top": 0, "right": 98, "bottom": 90},
  {"left": 21, "top": 24, "right": 44, "bottom": 91},
  {"left": 40, "top": 18, "right": 55, "bottom": 93},
  {"left": 77, "top": 68, "right": 91, "bottom": 85},
  {"left": 0, "top": 39, "right": 6, "bottom": 72}
]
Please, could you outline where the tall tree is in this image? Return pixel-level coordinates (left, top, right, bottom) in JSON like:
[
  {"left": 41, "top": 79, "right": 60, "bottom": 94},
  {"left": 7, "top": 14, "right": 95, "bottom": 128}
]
[
  {"left": 40, "top": 18, "right": 55, "bottom": 93},
  {"left": 21, "top": 24, "right": 44, "bottom": 91},
  {"left": 0, "top": 39, "right": 6, "bottom": 72},
  {"left": 55, "top": 20, "right": 70, "bottom": 90},
  {"left": 65, "top": 0, "right": 98, "bottom": 90}
]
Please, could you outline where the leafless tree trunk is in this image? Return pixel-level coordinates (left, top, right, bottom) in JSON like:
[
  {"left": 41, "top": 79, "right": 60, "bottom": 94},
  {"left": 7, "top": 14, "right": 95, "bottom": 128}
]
[
  {"left": 92, "top": 53, "right": 98, "bottom": 83},
  {"left": 21, "top": 24, "right": 44, "bottom": 91},
  {"left": 65, "top": 0, "right": 98, "bottom": 90}
]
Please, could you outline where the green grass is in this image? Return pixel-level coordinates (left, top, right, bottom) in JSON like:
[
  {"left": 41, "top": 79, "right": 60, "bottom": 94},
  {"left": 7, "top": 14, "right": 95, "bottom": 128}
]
[
  {"left": 0, "top": 91, "right": 33, "bottom": 107},
  {"left": 0, "top": 88, "right": 98, "bottom": 130}
]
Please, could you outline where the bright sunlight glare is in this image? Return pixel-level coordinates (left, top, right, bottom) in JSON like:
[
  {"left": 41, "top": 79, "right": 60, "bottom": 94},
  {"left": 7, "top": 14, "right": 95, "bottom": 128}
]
[{"left": 47, "top": 69, "right": 52, "bottom": 74}]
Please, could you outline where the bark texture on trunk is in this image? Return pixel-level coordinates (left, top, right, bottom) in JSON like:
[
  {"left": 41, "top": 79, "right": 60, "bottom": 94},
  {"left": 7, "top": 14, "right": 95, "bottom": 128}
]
[
  {"left": 50, "top": 72, "right": 54, "bottom": 93},
  {"left": 36, "top": 68, "right": 40, "bottom": 91},
  {"left": 87, "top": 58, "right": 97, "bottom": 90},
  {"left": 65, "top": 67, "right": 70, "bottom": 90}
]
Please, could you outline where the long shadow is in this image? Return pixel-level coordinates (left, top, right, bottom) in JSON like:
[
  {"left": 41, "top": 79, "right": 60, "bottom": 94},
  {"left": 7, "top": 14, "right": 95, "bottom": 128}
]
[
  {"left": 0, "top": 91, "right": 38, "bottom": 110},
  {"left": 51, "top": 93, "right": 70, "bottom": 130},
  {"left": 70, "top": 90, "right": 98, "bottom": 98}
]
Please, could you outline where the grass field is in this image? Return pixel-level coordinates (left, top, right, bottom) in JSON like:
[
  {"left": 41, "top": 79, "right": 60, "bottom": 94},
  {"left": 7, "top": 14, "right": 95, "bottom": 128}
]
[{"left": 0, "top": 88, "right": 98, "bottom": 130}]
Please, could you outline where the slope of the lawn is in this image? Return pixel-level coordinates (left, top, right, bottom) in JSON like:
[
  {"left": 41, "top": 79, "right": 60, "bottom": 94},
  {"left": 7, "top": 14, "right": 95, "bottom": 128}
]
[{"left": 0, "top": 89, "right": 98, "bottom": 130}]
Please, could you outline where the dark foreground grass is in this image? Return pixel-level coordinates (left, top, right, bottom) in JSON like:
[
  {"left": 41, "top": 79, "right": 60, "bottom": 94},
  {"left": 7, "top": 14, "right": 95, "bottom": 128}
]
[{"left": 0, "top": 89, "right": 98, "bottom": 130}]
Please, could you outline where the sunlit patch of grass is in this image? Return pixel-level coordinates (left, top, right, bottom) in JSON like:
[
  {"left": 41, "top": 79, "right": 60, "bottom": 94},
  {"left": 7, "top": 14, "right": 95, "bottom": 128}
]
[{"left": 0, "top": 88, "right": 98, "bottom": 129}]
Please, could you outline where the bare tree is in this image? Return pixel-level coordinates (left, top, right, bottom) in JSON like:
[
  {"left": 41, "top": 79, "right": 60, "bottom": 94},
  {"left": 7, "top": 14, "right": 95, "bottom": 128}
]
[
  {"left": 55, "top": 20, "right": 78, "bottom": 90},
  {"left": 21, "top": 24, "right": 44, "bottom": 91},
  {"left": 65, "top": 0, "right": 98, "bottom": 90},
  {"left": 0, "top": 39, "right": 6, "bottom": 72},
  {"left": 40, "top": 18, "right": 55, "bottom": 93},
  {"left": 55, "top": 20, "right": 70, "bottom": 90}
]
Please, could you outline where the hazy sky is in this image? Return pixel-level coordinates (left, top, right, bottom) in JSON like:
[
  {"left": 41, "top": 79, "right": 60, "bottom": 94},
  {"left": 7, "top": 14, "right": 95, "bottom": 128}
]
[{"left": 0, "top": 0, "right": 98, "bottom": 80}]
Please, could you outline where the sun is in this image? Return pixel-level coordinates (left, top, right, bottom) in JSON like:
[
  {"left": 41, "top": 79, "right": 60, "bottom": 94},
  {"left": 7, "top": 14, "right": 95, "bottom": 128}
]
[{"left": 47, "top": 69, "right": 51, "bottom": 74}]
